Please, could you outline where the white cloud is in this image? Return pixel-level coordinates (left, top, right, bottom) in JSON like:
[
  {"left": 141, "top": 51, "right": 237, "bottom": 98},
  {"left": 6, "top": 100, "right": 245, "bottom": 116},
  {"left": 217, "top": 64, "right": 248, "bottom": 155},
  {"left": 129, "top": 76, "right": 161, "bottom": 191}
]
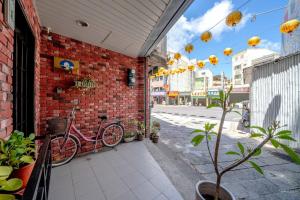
[
  {"left": 167, "top": 0, "right": 250, "bottom": 52},
  {"left": 260, "top": 39, "right": 281, "bottom": 52}
]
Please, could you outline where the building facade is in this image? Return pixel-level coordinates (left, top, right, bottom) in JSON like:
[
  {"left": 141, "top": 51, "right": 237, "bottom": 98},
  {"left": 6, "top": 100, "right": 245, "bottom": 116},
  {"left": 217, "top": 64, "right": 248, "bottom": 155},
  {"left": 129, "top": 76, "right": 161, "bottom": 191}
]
[{"left": 192, "top": 69, "right": 213, "bottom": 106}]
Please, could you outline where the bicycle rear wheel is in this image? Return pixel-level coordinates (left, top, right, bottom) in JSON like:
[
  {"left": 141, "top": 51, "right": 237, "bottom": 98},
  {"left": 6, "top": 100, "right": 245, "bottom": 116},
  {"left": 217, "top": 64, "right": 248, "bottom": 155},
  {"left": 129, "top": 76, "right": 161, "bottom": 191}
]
[
  {"left": 102, "top": 124, "right": 124, "bottom": 147},
  {"left": 51, "top": 134, "right": 79, "bottom": 167}
]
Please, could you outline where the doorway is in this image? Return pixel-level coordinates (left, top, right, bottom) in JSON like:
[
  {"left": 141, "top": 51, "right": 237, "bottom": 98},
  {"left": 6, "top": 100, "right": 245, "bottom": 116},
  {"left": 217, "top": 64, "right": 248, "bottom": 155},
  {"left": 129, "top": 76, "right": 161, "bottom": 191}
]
[{"left": 13, "top": 1, "right": 35, "bottom": 135}]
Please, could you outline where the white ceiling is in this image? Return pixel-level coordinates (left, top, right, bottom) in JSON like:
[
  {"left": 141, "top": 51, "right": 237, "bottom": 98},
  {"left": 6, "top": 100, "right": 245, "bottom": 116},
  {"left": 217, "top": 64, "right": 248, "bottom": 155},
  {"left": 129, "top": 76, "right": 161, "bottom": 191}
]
[{"left": 35, "top": 0, "right": 193, "bottom": 58}]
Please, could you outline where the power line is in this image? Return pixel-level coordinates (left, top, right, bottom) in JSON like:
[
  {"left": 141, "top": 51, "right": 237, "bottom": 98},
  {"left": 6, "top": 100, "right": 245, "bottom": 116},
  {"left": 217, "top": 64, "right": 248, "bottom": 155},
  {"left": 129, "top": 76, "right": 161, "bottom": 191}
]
[{"left": 176, "top": 0, "right": 253, "bottom": 53}]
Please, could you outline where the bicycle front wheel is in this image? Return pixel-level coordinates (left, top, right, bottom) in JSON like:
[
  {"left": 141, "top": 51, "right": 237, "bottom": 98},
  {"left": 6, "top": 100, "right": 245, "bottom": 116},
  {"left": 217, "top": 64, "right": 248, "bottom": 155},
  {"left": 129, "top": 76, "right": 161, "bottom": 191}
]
[
  {"left": 51, "top": 134, "right": 79, "bottom": 167},
  {"left": 102, "top": 124, "right": 124, "bottom": 147}
]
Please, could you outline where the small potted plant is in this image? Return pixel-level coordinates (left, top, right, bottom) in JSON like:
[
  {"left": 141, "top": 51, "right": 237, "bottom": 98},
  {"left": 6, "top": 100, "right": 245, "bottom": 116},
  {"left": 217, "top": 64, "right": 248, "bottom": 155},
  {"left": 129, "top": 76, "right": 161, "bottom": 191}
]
[
  {"left": 136, "top": 121, "right": 145, "bottom": 141},
  {"left": 151, "top": 127, "right": 160, "bottom": 143},
  {"left": 123, "top": 132, "right": 136, "bottom": 143},
  {"left": 192, "top": 86, "right": 300, "bottom": 200},
  {"left": 150, "top": 121, "right": 160, "bottom": 140},
  {"left": 0, "top": 131, "right": 36, "bottom": 189},
  {"left": 0, "top": 166, "right": 22, "bottom": 200}
]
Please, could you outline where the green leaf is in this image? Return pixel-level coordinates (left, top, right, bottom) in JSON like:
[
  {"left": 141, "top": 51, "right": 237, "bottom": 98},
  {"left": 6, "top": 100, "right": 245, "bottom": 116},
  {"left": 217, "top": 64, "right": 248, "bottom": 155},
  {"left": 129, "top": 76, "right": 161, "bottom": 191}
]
[
  {"left": 207, "top": 135, "right": 212, "bottom": 141},
  {"left": 207, "top": 103, "right": 220, "bottom": 109},
  {"left": 279, "top": 143, "right": 300, "bottom": 164},
  {"left": 248, "top": 161, "right": 264, "bottom": 175},
  {"left": 0, "top": 194, "right": 16, "bottom": 200},
  {"left": 237, "top": 142, "right": 245, "bottom": 155},
  {"left": 250, "top": 126, "right": 267, "bottom": 135},
  {"left": 270, "top": 139, "right": 280, "bottom": 148},
  {"left": 0, "top": 178, "right": 23, "bottom": 191},
  {"left": 191, "top": 135, "right": 205, "bottom": 146},
  {"left": 250, "top": 133, "right": 264, "bottom": 138},
  {"left": 253, "top": 148, "right": 262, "bottom": 157},
  {"left": 277, "top": 135, "right": 296, "bottom": 141},
  {"left": 28, "top": 133, "right": 35, "bottom": 140},
  {"left": 192, "top": 129, "right": 205, "bottom": 134},
  {"left": 276, "top": 130, "right": 292, "bottom": 136},
  {"left": 204, "top": 123, "right": 217, "bottom": 132},
  {"left": 225, "top": 151, "right": 240, "bottom": 156},
  {"left": 0, "top": 166, "right": 13, "bottom": 181},
  {"left": 20, "top": 155, "right": 34, "bottom": 164},
  {"left": 219, "top": 90, "right": 224, "bottom": 101}
]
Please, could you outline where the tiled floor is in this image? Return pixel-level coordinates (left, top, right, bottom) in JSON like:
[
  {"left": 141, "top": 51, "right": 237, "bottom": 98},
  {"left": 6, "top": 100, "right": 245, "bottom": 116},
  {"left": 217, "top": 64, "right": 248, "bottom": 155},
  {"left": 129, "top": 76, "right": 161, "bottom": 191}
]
[{"left": 49, "top": 141, "right": 184, "bottom": 200}]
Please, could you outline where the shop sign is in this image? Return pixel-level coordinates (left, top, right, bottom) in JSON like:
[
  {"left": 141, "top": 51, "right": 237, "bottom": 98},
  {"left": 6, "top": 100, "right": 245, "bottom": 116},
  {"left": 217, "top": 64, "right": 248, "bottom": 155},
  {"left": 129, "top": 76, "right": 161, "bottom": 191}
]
[
  {"left": 168, "top": 91, "right": 179, "bottom": 97},
  {"left": 164, "top": 84, "right": 169, "bottom": 92},
  {"left": 151, "top": 91, "right": 166, "bottom": 96},
  {"left": 191, "top": 90, "right": 207, "bottom": 97},
  {"left": 207, "top": 89, "right": 220, "bottom": 97}
]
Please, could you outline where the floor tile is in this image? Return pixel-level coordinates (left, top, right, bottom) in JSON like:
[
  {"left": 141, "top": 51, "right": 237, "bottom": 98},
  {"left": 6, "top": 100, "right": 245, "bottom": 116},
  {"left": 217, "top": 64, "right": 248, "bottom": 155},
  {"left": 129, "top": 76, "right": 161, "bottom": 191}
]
[{"left": 133, "top": 181, "right": 161, "bottom": 200}]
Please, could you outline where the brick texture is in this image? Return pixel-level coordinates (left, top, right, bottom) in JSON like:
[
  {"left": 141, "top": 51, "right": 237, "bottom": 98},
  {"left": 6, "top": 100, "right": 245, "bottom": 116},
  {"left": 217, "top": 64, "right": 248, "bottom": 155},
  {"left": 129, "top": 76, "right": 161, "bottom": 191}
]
[
  {"left": 40, "top": 31, "right": 146, "bottom": 153},
  {"left": 0, "top": 0, "right": 40, "bottom": 138}
]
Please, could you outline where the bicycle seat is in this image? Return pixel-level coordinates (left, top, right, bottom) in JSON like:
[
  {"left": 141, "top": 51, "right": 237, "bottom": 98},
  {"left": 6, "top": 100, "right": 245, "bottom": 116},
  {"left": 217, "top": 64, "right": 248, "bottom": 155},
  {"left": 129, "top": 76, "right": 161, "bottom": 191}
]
[{"left": 99, "top": 115, "right": 108, "bottom": 120}]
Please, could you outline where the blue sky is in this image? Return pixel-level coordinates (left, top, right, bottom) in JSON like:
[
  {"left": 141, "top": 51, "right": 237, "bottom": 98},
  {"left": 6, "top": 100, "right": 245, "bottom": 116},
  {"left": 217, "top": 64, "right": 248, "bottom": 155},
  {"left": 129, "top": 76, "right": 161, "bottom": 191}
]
[{"left": 167, "top": 0, "right": 288, "bottom": 78}]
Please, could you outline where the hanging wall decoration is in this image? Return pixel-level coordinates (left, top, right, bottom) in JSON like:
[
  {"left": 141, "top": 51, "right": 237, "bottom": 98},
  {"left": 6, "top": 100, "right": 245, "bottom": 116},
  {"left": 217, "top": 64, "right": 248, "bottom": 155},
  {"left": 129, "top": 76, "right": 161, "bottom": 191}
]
[{"left": 54, "top": 57, "right": 79, "bottom": 74}]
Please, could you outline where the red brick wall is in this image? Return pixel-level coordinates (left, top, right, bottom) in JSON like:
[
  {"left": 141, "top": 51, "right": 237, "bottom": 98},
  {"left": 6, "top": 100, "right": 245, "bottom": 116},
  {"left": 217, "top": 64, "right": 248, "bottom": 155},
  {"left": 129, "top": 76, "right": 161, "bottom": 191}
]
[
  {"left": 40, "top": 31, "right": 146, "bottom": 152},
  {"left": 0, "top": 0, "right": 40, "bottom": 139}
]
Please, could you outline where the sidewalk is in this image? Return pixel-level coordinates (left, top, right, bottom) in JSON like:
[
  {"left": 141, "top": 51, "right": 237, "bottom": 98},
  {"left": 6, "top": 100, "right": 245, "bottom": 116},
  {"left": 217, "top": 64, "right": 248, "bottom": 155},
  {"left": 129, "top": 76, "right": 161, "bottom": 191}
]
[{"left": 49, "top": 142, "right": 183, "bottom": 200}]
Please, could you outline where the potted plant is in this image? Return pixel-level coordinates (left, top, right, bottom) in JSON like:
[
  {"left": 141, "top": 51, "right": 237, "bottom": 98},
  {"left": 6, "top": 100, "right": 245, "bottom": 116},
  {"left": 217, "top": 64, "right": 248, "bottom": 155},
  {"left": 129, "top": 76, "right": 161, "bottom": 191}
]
[
  {"left": 123, "top": 132, "right": 136, "bottom": 143},
  {"left": 151, "top": 127, "right": 160, "bottom": 143},
  {"left": 0, "top": 131, "right": 36, "bottom": 189},
  {"left": 192, "top": 86, "right": 300, "bottom": 200},
  {"left": 150, "top": 121, "right": 160, "bottom": 140},
  {"left": 136, "top": 121, "right": 145, "bottom": 141},
  {"left": 0, "top": 166, "right": 22, "bottom": 200}
]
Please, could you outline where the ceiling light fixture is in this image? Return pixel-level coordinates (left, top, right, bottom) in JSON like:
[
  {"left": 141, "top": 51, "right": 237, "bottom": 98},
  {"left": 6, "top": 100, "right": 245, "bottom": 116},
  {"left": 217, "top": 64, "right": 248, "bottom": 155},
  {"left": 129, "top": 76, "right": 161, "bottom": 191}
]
[{"left": 75, "top": 20, "right": 89, "bottom": 27}]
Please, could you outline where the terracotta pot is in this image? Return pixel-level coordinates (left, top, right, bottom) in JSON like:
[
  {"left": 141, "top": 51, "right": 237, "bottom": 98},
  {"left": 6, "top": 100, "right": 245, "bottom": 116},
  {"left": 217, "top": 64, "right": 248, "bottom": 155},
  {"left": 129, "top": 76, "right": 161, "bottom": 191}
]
[
  {"left": 195, "top": 181, "right": 235, "bottom": 200},
  {"left": 13, "top": 162, "right": 36, "bottom": 189},
  {"left": 152, "top": 136, "right": 159, "bottom": 143},
  {"left": 137, "top": 134, "right": 144, "bottom": 141}
]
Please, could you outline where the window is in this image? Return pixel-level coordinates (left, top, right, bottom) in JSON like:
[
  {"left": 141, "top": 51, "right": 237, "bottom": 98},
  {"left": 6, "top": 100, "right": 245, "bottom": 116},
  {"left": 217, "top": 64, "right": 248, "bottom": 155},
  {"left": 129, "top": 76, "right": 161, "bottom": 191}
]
[
  {"left": 234, "top": 65, "right": 241, "bottom": 70},
  {"left": 235, "top": 74, "right": 241, "bottom": 79}
]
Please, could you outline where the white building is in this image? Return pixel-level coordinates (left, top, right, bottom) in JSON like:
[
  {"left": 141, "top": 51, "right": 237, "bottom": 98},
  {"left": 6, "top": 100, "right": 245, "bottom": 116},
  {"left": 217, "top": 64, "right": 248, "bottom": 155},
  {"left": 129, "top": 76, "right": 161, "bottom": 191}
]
[{"left": 232, "top": 48, "right": 279, "bottom": 86}]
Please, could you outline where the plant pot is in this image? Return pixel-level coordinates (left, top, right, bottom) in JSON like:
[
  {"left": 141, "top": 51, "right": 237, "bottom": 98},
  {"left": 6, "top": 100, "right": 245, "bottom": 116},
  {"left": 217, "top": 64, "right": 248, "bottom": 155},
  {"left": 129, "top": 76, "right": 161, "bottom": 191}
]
[
  {"left": 124, "top": 137, "right": 135, "bottom": 143},
  {"left": 152, "top": 136, "right": 159, "bottom": 143},
  {"left": 12, "top": 162, "right": 36, "bottom": 189},
  {"left": 195, "top": 181, "right": 235, "bottom": 200},
  {"left": 137, "top": 134, "right": 144, "bottom": 141}
]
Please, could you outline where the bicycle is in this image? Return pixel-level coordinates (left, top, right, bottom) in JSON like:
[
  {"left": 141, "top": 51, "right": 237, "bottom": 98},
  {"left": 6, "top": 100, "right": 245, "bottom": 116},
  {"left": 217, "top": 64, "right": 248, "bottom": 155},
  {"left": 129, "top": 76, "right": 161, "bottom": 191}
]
[{"left": 50, "top": 107, "right": 124, "bottom": 167}]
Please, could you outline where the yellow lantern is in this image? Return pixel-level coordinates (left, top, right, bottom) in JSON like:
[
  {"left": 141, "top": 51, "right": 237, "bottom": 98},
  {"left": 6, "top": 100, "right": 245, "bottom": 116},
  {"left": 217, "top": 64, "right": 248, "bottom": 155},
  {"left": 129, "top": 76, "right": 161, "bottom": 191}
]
[
  {"left": 248, "top": 36, "right": 261, "bottom": 47},
  {"left": 167, "top": 59, "right": 175, "bottom": 66},
  {"left": 158, "top": 67, "right": 165, "bottom": 73},
  {"left": 188, "top": 65, "right": 195, "bottom": 71},
  {"left": 163, "top": 70, "right": 169, "bottom": 76},
  {"left": 150, "top": 75, "right": 155, "bottom": 79},
  {"left": 280, "top": 19, "right": 300, "bottom": 34},
  {"left": 174, "top": 53, "right": 181, "bottom": 60},
  {"left": 179, "top": 67, "right": 186, "bottom": 73},
  {"left": 223, "top": 48, "right": 233, "bottom": 56},
  {"left": 197, "top": 60, "right": 205, "bottom": 68},
  {"left": 185, "top": 44, "right": 194, "bottom": 54},
  {"left": 209, "top": 55, "right": 218, "bottom": 65},
  {"left": 201, "top": 31, "right": 212, "bottom": 42},
  {"left": 171, "top": 70, "right": 176, "bottom": 75},
  {"left": 226, "top": 11, "right": 243, "bottom": 27}
]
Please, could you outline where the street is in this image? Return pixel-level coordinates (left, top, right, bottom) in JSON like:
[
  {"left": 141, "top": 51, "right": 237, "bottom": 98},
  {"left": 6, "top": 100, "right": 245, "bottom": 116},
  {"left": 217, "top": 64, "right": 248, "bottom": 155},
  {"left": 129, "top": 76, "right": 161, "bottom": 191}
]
[
  {"left": 152, "top": 105, "right": 242, "bottom": 122},
  {"left": 150, "top": 105, "right": 300, "bottom": 200}
]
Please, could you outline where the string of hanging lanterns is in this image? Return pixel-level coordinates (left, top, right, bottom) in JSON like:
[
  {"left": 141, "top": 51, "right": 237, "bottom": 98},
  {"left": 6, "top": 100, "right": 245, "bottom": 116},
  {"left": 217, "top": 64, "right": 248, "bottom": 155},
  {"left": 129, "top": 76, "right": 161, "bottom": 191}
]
[{"left": 151, "top": 1, "right": 300, "bottom": 79}]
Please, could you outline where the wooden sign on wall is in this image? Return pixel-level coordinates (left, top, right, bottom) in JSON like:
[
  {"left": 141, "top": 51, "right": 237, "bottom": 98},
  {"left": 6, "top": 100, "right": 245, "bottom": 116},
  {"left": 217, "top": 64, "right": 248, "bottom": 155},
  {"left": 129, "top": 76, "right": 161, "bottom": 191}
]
[{"left": 54, "top": 57, "right": 79, "bottom": 74}]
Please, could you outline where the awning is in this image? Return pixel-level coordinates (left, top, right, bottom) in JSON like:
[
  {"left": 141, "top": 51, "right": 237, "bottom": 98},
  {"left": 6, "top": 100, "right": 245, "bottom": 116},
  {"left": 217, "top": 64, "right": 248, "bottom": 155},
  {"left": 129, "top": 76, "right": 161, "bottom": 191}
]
[{"left": 35, "top": 0, "right": 194, "bottom": 58}]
